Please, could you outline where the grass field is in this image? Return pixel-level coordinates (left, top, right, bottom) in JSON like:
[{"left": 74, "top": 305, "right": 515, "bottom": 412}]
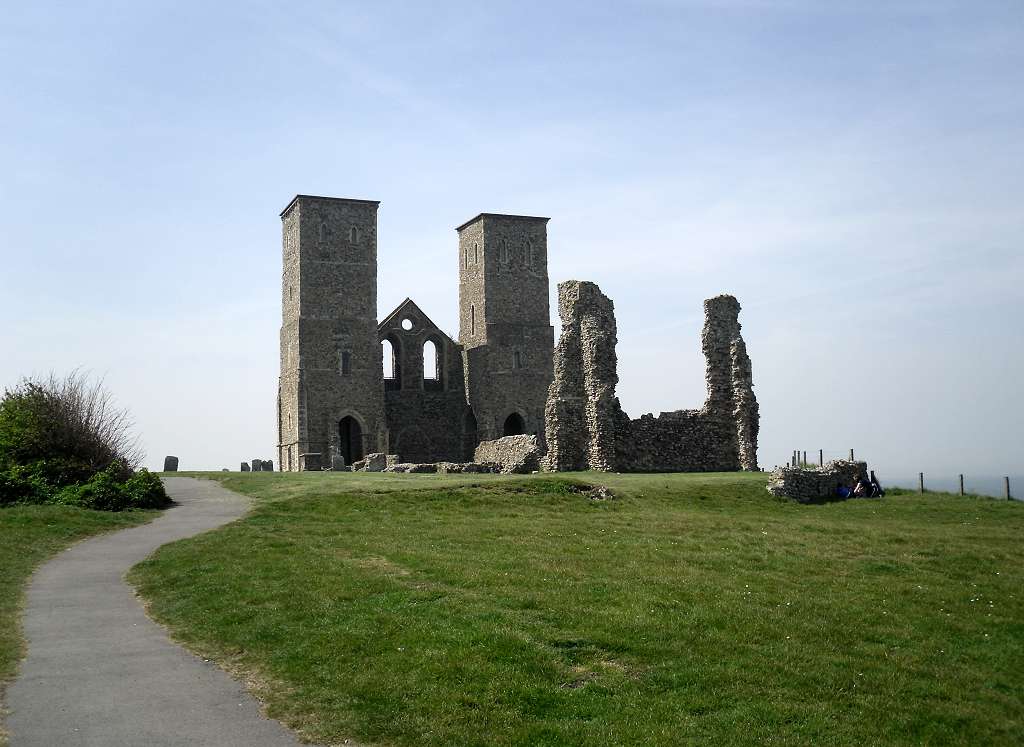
[
  {"left": 0, "top": 505, "right": 155, "bottom": 744},
  {"left": 131, "top": 472, "right": 1024, "bottom": 746}
]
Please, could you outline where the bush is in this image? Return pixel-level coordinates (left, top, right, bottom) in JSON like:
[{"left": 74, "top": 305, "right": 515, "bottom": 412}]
[
  {"left": 0, "top": 464, "right": 51, "bottom": 506},
  {"left": 0, "top": 371, "right": 166, "bottom": 511},
  {"left": 53, "top": 464, "right": 169, "bottom": 511}
]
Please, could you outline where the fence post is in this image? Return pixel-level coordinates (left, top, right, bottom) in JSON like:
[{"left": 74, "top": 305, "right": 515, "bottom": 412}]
[
  {"left": 959, "top": 474, "right": 964, "bottom": 496},
  {"left": 1006, "top": 476, "right": 1011, "bottom": 500},
  {"left": 919, "top": 472, "right": 924, "bottom": 494},
  {"left": 819, "top": 449, "right": 823, "bottom": 467},
  {"left": 850, "top": 448, "right": 855, "bottom": 461}
]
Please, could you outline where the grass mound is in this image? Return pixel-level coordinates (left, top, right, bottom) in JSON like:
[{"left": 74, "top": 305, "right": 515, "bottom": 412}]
[{"left": 132, "top": 472, "right": 1024, "bottom": 745}]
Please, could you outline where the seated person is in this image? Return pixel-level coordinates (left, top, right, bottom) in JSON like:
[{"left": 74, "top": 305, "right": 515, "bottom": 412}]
[
  {"left": 853, "top": 478, "right": 870, "bottom": 497},
  {"left": 837, "top": 484, "right": 852, "bottom": 498}
]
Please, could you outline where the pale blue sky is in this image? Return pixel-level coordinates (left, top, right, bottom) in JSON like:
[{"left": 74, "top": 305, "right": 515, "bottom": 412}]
[{"left": 1, "top": 1, "right": 1021, "bottom": 477}]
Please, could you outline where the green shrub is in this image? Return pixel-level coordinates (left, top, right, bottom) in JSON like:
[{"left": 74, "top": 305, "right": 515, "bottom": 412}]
[
  {"left": 53, "top": 464, "right": 169, "bottom": 512},
  {"left": 0, "top": 464, "right": 53, "bottom": 506}
]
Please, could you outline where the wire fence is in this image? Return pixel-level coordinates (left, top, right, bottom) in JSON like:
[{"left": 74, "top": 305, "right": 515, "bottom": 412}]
[{"left": 776, "top": 449, "right": 1017, "bottom": 501}]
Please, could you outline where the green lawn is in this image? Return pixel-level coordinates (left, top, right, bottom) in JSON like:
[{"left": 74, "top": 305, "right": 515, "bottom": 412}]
[
  {"left": 0, "top": 504, "right": 155, "bottom": 744},
  {"left": 132, "top": 472, "right": 1024, "bottom": 746}
]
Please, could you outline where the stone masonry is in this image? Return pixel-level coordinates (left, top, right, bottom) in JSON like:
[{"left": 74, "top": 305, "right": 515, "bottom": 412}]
[
  {"left": 278, "top": 198, "right": 554, "bottom": 471},
  {"left": 767, "top": 461, "right": 869, "bottom": 503},
  {"left": 544, "top": 282, "right": 759, "bottom": 472}
]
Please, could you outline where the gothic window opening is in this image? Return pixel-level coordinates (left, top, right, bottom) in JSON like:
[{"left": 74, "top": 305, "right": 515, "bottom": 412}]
[
  {"left": 318, "top": 221, "right": 328, "bottom": 242},
  {"left": 340, "top": 351, "right": 352, "bottom": 376},
  {"left": 513, "top": 350, "right": 523, "bottom": 369},
  {"left": 501, "top": 239, "right": 509, "bottom": 264},
  {"left": 383, "top": 336, "right": 402, "bottom": 391},
  {"left": 349, "top": 226, "right": 359, "bottom": 242},
  {"left": 473, "top": 242, "right": 479, "bottom": 264},
  {"left": 470, "top": 305, "right": 475, "bottom": 336},
  {"left": 423, "top": 340, "right": 438, "bottom": 380}
]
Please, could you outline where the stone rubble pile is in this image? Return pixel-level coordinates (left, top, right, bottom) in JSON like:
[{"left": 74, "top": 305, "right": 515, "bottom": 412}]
[{"left": 474, "top": 435, "right": 542, "bottom": 474}]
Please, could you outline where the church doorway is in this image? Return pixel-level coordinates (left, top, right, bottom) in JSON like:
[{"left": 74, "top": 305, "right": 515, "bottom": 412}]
[
  {"left": 339, "top": 416, "right": 364, "bottom": 465},
  {"left": 503, "top": 412, "right": 526, "bottom": 436}
]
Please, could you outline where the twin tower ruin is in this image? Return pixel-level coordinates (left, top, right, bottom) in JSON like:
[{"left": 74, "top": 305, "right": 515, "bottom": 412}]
[{"left": 276, "top": 195, "right": 758, "bottom": 472}]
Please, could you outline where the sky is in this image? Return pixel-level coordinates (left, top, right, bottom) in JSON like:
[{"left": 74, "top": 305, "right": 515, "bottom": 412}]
[{"left": 1, "top": 0, "right": 1021, "bottom": 478}]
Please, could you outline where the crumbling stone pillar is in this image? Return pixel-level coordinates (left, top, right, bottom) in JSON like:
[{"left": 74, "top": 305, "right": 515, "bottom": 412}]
[
  {"left": 544, "top": 281, "right": 621, "bottom": 472},
  {"left": 731, "top": 337, "right": 759, "bottom": 470}
]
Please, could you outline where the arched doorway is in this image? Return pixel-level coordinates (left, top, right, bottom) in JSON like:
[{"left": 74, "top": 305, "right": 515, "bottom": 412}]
[
  {"left": 339, "top": 416, "right": 363, "bottom": 465},
  {"left": 503, "top": 412, "right": 526, "bottom": 436}
]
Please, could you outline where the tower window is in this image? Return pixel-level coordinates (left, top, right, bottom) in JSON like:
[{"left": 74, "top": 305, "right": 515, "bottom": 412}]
[
  {"left": 513, "top": 350, "right": 524, "bottom": 369},
  {"left": 349, "top": 226, "right": 359, "bottom": 242},
  {"left": 464, "top": 247, "right": 468, "bottom": 269},
  {"left": 470, "top": 305, "right": 475, "bottom": 336},
  {"left": 340, "top": 351, "right": 352, "bottom": 376},
  {"left": 501, "top": 240, "right": 509, "bottom": 264},
  {"left": 526, "top": 242, "right": 534, "bottom": 266},
  {"left": 473, "top": 242, "right": 479, "bottom": 264},
  {"left": 318, "top": 221, "right": 328, "bottom": 242}
]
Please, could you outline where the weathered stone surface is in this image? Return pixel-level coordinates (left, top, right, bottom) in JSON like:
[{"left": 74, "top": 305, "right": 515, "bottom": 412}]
[
  {"left": 544, "top": 283, "right": 759, "bottom": 473},
  {"left": 278, "top": 201, "right": 555, "bottom": 473},
  {"left": 163, "top": 456, "right": 179, "bottom": 472},
  {"left": 331, "top": 455, "right": 346, "bottom": 471},
  {"left": 351, "top": 452, "right": 394, "bottom": 472},
  {"left": 475, "top": 434, "right": 541, "bottom": 474},
  {"left": 240, "top": 462, "right": 250, "bottom": 472},
  {"left": 767, "top": 460, "right": 870, "bottom": 503}
]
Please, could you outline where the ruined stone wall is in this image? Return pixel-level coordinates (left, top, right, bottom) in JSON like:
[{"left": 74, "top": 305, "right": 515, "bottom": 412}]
[
  {"left": 544, "top": 283, "right": 759, "bottom": 473},
  {"left": 379, "top": 298, "right": 472, "bottom": 463},
  {"left": 767, "top": 461, "right": 869, "bottom": 503},
  {"left": 543, "top": 281, "right": 620, "bottom": 471}
]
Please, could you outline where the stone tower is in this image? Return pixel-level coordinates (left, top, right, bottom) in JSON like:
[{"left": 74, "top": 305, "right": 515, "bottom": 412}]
[
  {"left": 277, "top": 195, "right": 385, "bottom": 471},
  {"left": 457, "top": 213, "right": 554, "bottom": 442}
]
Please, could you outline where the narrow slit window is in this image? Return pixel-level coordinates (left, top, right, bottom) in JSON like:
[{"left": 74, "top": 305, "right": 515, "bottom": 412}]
[
  {"left": 340, "top": 351, "right": 352, "bottom": 376},
  {"left": 349, "top": 226, "right": 358, "bottom": 242},
  {"left": 513, "top": 350, "right": 523, "bottom": 369},
  {"left": 473, "top": 242, "right": 479, "bottom": 264},
  {"left": 470, "top": 305, "right": 475, "bottom": 336}
]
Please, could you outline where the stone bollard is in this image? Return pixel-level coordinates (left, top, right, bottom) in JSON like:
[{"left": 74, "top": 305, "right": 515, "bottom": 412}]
[
  {"left": 163, "top": 456, "right": 179, "bottom": 472},
  {"left": 241, "top": 462, "right": 250, "bottom": 472}
]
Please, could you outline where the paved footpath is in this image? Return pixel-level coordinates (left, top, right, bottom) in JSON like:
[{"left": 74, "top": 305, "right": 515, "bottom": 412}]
[{"left": 6, "top": 477, "right": 311, "bottom": 747}]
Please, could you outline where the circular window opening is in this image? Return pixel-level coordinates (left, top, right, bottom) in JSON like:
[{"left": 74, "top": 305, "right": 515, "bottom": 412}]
[{"left": 401, "top": 318, "right": 414, "bottom": 331}]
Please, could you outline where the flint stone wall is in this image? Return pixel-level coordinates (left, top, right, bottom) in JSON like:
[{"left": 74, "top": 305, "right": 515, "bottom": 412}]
[
  {"left": 474, "top": 434, "right": 541, "bottom": 474},
  {"left": 544, "top": 282, "right": 759, "bottom": 473},
  {"left": 767, "top": 460, "right": 869, "bottom": 503}
]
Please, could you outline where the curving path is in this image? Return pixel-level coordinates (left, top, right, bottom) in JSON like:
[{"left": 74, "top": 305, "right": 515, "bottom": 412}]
[{"left": 6, "top": 477, "right": 310, "bottom": 747}]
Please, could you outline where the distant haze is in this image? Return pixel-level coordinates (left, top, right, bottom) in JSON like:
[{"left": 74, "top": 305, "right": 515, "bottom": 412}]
[{"left": 1, "top": 1, "right": 1021, "bottom": 478}]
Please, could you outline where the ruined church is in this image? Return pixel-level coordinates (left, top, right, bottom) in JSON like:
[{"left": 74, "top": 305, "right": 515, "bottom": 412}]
[{"left": 277, "top": 194, "right": 758, "bottom": 472}]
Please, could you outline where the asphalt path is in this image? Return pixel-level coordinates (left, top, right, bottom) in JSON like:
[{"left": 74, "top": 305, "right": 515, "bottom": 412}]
[{"left": 6, "top": 476, "right": 310, "bottom": 747}]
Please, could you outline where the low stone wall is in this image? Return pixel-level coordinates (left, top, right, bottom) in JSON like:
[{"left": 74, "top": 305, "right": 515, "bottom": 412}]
[
  {"left": 351, "top": 453, "right": 400, "bottom": 472},
  {"left": 767, "top": 460, "right": 870, "bottom": 503},
  {"left": 474, "top": 435, "right": 541, "bottom": 474},
  {"left": 382, "top": 462, "right": 500, "bottom": 474}
]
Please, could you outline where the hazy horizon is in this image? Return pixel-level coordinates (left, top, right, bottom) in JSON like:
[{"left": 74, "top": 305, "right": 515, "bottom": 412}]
[{"left": 2, "top": 1, "right": 1021, "bottom": 478}]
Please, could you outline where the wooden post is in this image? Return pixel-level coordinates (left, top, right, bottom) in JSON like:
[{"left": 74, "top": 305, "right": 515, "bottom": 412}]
[
  {"left": 1006, "top": 476, "right": 1011, "bottom": 500},
  {"left": 919, "top": 472, "right": 924, "bottom": 493},
  {"left": 849, "top": 448, "right": 855, "bottom": 461},
  {"left": 959, "top": 474, "right": 964, "bottom": 496}
]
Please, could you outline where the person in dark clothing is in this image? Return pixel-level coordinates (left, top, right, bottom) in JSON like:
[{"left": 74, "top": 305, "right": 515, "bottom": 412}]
[{"left": 869, "top": 470, "right": 885, "bottom": 497}]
